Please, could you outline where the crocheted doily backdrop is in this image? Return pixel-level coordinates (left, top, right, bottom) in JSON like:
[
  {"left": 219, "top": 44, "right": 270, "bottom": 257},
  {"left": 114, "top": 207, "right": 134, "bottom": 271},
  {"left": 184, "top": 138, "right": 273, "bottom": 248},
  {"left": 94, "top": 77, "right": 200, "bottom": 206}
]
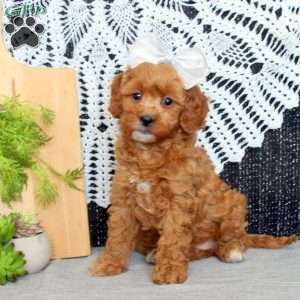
[{"left": 3, "top": 0, "right": 300, "bottom": 245}]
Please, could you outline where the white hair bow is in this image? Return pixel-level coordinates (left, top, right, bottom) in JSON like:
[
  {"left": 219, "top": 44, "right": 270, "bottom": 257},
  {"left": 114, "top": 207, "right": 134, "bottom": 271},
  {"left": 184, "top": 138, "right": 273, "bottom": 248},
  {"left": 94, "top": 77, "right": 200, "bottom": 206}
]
[{"left": 127, "top": 34, "right": 208, "bottom": 89}]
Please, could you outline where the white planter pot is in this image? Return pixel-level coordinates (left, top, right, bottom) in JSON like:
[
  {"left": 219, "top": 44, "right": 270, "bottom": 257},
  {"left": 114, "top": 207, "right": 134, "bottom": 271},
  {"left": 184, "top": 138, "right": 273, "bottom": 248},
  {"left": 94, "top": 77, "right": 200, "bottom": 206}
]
[{"left": 12, "top": 232, "right": 50, "bottom": 274}]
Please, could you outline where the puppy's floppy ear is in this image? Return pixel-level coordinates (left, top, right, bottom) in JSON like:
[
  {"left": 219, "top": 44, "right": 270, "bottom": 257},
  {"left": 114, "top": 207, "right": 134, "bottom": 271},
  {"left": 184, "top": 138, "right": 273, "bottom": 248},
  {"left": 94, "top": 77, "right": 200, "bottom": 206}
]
[
  {"left": 109, "top": 73, "right": 123, "bottom": 118},
  {"left": 180, "top": 86, "right": 209, "bottom": 134}
]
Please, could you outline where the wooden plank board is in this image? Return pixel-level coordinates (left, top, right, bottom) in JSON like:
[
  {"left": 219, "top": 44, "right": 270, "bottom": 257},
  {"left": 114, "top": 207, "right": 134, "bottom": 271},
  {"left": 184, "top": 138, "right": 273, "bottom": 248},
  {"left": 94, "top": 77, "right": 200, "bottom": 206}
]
[{"left": 0, "top": 23, "right": 91, "bottom": 258}]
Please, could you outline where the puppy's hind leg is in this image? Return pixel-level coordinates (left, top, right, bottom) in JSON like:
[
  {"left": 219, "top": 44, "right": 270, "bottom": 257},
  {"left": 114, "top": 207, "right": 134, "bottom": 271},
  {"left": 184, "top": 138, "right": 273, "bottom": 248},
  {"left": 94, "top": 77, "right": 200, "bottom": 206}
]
[
  {"left": 216, "top": 239, "right": 246, "bottom": 263},
  {"left": 145, "top": 248, "right": 157, "bottom": 264},
  {"left": 135, "top": 228, "right": 159, "bottom": 264},
  {"left": 215, "top": 190, "right": 248, "bottom": 263}
]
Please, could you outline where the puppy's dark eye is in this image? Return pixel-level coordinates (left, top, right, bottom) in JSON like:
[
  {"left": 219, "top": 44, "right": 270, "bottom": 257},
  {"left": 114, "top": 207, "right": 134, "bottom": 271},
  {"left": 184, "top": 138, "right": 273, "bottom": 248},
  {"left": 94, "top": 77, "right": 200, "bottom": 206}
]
[
  {"left": 132, "top": 92, "right": 143, "bottom": 101},
  {"left": 161, "top": 97, "right": 173, "bottom": 106}
]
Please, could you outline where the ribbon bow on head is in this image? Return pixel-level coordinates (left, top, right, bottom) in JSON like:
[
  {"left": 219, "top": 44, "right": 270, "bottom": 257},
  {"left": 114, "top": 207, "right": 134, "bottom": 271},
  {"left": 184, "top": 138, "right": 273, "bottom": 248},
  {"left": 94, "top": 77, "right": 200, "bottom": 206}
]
[{"left": 127, "top": 34, "right": 208, "bottom": 89}]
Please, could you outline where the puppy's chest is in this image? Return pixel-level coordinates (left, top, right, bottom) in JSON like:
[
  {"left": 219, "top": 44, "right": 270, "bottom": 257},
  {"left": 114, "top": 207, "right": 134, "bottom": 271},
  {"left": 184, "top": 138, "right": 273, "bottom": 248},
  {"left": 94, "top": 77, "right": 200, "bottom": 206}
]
[{"left": 128, "top": 174, "right": 171, "bottom": 217}]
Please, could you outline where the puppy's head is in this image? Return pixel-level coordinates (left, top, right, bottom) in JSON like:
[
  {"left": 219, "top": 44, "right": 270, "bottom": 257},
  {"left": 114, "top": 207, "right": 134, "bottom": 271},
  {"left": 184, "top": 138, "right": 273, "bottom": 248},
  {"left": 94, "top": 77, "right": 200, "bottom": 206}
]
[{"left": 109, "top": 62, "right": 208, "bottom": 144}]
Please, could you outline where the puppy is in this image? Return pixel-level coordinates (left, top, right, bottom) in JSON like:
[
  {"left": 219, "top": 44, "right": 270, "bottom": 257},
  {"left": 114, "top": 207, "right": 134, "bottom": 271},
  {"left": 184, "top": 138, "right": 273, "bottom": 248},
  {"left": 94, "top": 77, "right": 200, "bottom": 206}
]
[{"left": 89, "top": 62, "right": 296, "bottom": 284}]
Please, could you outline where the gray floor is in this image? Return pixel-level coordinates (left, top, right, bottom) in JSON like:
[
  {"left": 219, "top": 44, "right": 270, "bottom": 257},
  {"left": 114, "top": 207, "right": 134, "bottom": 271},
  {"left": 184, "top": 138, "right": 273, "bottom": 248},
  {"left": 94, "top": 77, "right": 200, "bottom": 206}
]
[{"left": 2, "top": 244, "right": 300, "bottom": 300}]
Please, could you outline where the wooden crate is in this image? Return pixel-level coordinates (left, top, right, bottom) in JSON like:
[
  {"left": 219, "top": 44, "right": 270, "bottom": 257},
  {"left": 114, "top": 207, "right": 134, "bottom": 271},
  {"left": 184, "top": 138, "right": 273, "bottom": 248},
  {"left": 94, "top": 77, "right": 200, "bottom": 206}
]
[{"left": 0, "top": 26, "right": 91, "bottom": 258}]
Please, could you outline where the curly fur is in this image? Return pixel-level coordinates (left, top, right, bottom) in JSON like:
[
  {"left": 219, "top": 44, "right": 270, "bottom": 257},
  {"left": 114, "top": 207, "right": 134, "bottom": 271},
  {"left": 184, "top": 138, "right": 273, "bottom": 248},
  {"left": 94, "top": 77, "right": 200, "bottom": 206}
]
[{"left": 89, "top": 62, "right": 296, "bottom": 284}]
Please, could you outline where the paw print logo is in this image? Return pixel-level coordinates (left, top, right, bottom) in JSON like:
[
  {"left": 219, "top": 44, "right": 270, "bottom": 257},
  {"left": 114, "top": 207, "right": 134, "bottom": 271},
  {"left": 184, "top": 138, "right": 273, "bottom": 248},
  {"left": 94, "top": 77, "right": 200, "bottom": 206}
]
[{"left": 4, "top": 17, "right": 45, "bottom": 48}]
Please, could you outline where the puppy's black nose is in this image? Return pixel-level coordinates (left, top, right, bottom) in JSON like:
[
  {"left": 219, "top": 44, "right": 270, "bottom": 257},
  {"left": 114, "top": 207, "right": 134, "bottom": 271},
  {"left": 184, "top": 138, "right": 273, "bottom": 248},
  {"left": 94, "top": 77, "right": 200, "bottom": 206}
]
[{"left": 140, "top": 115, "right": 154, "bottom": 127}]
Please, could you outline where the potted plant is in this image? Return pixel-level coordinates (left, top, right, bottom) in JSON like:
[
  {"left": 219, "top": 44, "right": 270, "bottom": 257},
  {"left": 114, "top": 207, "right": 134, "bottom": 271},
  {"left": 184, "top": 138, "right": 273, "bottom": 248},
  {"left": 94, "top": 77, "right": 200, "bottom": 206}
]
[
  {"left": 0, "top": 95, "right": 84, "bottom": 284},
  {"left": 11, "top": 212, "right": 50, "bottom": 275},
  {"left": 0, "top": 212, "right": 50, "bottom": 285}
]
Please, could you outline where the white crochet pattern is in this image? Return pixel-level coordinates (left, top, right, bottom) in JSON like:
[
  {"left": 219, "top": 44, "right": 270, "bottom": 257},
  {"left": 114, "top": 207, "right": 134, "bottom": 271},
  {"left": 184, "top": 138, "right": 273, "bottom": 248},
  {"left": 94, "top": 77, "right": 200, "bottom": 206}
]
[{"left": 2, "top": 0, "right": 300, "bottom": 207}]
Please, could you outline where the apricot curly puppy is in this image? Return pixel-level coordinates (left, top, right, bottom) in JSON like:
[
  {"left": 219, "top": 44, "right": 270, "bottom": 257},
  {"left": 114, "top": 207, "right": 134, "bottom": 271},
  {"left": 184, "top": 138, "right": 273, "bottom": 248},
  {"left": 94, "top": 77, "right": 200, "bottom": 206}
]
[{"left": 89, "top": 62, "right": 296, "bottom": 284}]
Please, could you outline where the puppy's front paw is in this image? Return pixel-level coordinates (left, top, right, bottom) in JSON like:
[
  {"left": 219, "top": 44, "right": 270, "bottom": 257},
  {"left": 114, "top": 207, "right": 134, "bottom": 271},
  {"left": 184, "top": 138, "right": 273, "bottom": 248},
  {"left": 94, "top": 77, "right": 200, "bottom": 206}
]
[
  {"left": 152, "top": 264, "right": 187, "bottom": 284},
  {"left": 89, "top": 258, "right": 126, "bottom": 277}
]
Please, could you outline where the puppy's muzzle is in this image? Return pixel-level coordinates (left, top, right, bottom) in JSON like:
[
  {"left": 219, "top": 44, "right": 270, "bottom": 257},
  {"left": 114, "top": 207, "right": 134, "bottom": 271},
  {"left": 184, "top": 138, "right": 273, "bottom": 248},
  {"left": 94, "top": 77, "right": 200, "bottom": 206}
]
[{"left": 139, "top": 115, "right": 155, "bottom": 127}]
